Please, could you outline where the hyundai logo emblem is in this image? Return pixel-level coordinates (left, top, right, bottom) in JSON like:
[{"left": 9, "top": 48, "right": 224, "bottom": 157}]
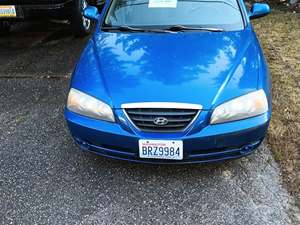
[{"left": 153, "top": 117, "right": 168, "bottom": 126}]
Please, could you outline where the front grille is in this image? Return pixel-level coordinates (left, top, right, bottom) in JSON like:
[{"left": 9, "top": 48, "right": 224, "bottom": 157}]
[{"left": 125, "top": 108, "right": 199, "bottom": 132}]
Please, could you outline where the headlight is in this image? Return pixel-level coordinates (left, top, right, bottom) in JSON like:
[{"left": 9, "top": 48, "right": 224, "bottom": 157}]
[
  {"left": 210, "top": 90, "right": 268, "bottom": 124},
  {"left": 67, "top": 88, "right": 115, "bottom": 122}
]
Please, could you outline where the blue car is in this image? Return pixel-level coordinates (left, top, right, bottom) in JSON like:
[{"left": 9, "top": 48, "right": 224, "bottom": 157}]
[{"left": 65, "top": 0, "right": 271, "bottom": 164}]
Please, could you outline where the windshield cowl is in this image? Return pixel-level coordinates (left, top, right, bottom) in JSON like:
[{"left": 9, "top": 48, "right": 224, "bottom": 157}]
[{"left": 101, "top": 24, "right": 224, "bottom": 33}]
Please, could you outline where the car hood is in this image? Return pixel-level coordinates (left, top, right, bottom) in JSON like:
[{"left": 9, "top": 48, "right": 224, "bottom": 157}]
[{"left": 91, "top": 29, "right": 259, "bottom": 109}]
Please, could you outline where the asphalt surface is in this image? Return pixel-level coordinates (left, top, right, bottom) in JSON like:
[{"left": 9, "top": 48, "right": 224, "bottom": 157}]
[{"left": 0, "top": 22, "right": 298, "bottom": 225}]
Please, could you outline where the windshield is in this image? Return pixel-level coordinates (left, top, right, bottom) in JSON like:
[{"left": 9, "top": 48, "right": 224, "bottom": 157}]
[{"left": 103, "top": 0, "right": 244, "bottom": 31}]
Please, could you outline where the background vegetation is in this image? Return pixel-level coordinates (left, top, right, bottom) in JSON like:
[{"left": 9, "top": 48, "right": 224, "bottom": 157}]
[{"left": 251, "top": 2, "right": 299, "bottom": 208}]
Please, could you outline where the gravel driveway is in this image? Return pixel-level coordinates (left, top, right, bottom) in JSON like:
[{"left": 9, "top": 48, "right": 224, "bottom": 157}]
[{"left": 0, "top": 22, "right": 298, "bottom": 225}]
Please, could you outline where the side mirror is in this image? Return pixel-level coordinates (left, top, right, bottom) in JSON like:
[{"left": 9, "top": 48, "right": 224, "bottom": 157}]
[
  {"left": 249, "top": 3, "right": 270, "bottom": 20},
  {"left": 83, "top": 6, "right": 100, "bottom": 21}
]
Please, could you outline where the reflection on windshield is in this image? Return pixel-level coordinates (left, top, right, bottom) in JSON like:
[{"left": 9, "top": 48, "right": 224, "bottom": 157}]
[{"left": 104, "top": 0, "right": 244, "bottom": 31}]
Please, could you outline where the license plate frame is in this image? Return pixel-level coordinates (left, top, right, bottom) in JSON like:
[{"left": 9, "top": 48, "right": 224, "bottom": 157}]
[
  {"left": 139, "top": 139, "right": 183, "bottom": 160},
  {"left": 0, "top": 5, "right": 17, "bottom": 18}
]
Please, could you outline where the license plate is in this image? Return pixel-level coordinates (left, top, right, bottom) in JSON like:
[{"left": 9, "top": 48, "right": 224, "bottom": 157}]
[
  {"left": 139, "top": 140, "right": 183, "bottom": 160},
  {"left": 0, "top": 6, "right": 17, "bottom": 18}
]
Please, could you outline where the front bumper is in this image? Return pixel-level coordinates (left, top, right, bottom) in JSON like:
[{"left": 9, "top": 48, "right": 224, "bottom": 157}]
[
  {"left": 65, "top": 109, "right": 270, "bottom": 164},
  {"left": 0, "top": 1, "right": 104, "bottom": 20},
  {"left": 0, "top": 3, "right": 72, "bottom": 20}
]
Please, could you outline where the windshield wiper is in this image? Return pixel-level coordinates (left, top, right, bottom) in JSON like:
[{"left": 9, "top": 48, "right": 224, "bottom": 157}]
[
  {"left": 102, "top": 25, "right": 174, "bottom": 33},
  {"left": 165, "top": 25, "right": 224, "bottom": 32}
]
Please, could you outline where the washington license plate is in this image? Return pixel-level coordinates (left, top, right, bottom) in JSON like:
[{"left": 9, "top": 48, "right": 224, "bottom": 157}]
[
  {"left": 139, "top": 140, "right": 183, "bottom": 160},
  {"left": 0, "top": 6, "right": 17, "bottom": 18}
]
